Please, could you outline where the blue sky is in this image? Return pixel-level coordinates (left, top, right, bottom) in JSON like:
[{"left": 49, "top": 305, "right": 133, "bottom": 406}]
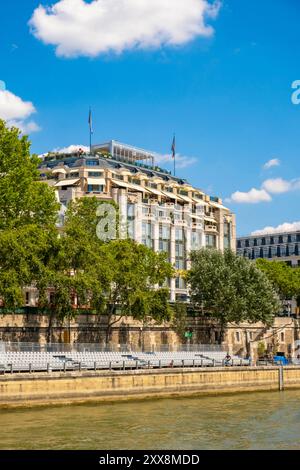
[{"left": 1, "top": 0, "right": 300, "bottom": 236}]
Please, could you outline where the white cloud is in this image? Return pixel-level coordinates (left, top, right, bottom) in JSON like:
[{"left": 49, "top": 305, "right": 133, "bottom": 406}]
[
  {"left": 0, "top": 85, "right": 40, "bottom": 134},
  {"left": 226, "top": 188, "right": 271, "bottom": 204},
  {"left": 29, "top": 0, "right": 221, "bottom": 58},
  {"left": 227, "top": 176, "right": 300, "bottom": 205},
  {"left": 54, "top": 144, "right": 90, "bottom": 154},
  {"left": 155, "top": 153, "right": 197, "bottom": 169},
  {"left": 263, "top": 158, "right": 280, "bottom": 170},
  {"left": 8, "top": 120, "right": 41, "bottom": 134},
  {"left": 251, "top": 221, "right": 300, "bottom": 236},
  {"left": 262, "top": 177, "right": 300, "bottom": 194},
  {"left": 39, "top": 144, "right": 89, "bottom": 158},
  {"left": 0, "top": 89, "right": 35, "bottom": 121}
]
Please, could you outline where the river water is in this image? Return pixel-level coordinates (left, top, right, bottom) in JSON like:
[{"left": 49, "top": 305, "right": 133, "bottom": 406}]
[{"left": 1, "top": 390, "right": 300, "bottom": 450}]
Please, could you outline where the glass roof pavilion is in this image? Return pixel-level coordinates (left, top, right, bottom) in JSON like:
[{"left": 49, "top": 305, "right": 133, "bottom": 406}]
[{"left": 92, "top": 140, "right": 155, "bottom": 167}]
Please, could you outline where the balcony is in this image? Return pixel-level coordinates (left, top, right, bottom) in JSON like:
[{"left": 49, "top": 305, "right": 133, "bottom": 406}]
[
  {"left": 160, "top": 217, "right": 172, "bottom": 223},
  {"left": 142, "top": 214, "right": 155, "bottom": 221},
  {"left": 193, "top": 223, "right": 203, "bottom": 230},
  {"left": 174, "top": 220, "right": 187, "bottom": 227},
  {"left": 205, "top": 225, "right": 218, "bottom": 233}
]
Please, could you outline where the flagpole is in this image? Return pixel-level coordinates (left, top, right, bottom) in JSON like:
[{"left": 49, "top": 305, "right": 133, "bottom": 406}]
[
  {"left": 174, "top": 150, "right": 176, "bottom": 177},
  {"left": 89, "top": 107, "right": 93, "bottom": 155},
  {"left": 172, "top": 133, "right": 176, "bottom": 177}
]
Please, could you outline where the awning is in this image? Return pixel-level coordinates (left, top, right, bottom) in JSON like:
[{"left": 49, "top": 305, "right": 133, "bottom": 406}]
[
  {"left": 55, "top": 178, "right": 80, "bottom": 188},
  {"left": 161, "top": 191, "right": 183, "bottom": 201},
  {"left": 192, "top": 197, "right": 206, "bottom": 206},
  {"left": 178, "top": 194, "right": 194, "bottom": 204},
  {"left": 112, "top": 179, "right": 149, "bottom": 193},
  {"left": 209, "top": 201, "right": 229, "bottom": 211},
  {"left": 146, "top": 187, "right": 164, "bottom": 197},
  {"left": 111, "top": 179, "right": 130, "bottom": 189},
  {"left": 128, "top": 183, "right": 149, "bottom": 193},
  {"left": 87, "top": 178, "right": 106, "bottom": 186},
  {"left": 204, "top": 216, "right": 217, "bottom": 223},
  {"left": 52, "top": 168, "right": 66, "bottom": 174}
]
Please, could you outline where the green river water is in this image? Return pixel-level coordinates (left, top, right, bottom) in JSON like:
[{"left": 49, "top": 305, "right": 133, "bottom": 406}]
[{"left": 1, "top": 390, "right": 300, "bottom": 450}]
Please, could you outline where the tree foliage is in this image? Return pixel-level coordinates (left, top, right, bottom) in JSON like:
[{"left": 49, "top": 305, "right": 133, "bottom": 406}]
[
  {"left": 256, "top": 258, "right": 300, "bottom": 302},
  {"left": 188, "top": 249, "right": 280, "bottom": 340},
  {"left": 0, "top": 120, "right": 59, "bottom": 230}
]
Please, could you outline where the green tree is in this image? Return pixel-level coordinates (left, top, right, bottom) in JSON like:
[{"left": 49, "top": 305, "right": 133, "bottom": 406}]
[
  {"left": 56, "top": 198, "right": 174, "bottom": 344},
  {"left": 0, "top": 120, "right": 59, "bottom": 230},
  {"left": 188, "top": 249, "right": 280, "bottom": 343},
  {"left": 256, "top": 258, "right": 300, "bottom": 301},
  {"left": 0, "top": 121, "right": 60, "bottom": 314},
  {"left": 172, "top": 303, "right": 188, "bottom": 341},
  {"left": 99, "top": 239, "right": 174, "bottom": 344}
]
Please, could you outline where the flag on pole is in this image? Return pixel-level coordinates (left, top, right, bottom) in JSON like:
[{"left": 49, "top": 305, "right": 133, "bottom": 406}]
[
  {"left": 171, "top": 135, "right": 176, "bottom": 159},
  {"left": 88, "top": 108, "right": 93, "bottom": 135}
]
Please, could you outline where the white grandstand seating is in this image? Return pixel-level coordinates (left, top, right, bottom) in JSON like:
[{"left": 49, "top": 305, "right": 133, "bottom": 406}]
[{"left": 0, "top": 348, "right": 250, "bottom": 373}]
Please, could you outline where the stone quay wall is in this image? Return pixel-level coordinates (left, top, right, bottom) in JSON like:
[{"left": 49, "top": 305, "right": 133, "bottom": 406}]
[{"left": 0, "top": 366, "right": 299, "bottom": 407}]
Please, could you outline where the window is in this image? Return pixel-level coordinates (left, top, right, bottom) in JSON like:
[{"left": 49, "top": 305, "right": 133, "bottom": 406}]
[
  {"left": 25, "top": 292, "right": 30, "bottom": 305},
  {"left": 175, "top": 259, "right": 185, "bottom": 269},
  {"left": 159, "top": 240, "right": 170, "bottom": 253},
  {"left": 127, "top": 204, "right": 135, "bottom": 218},
  {"left": 191, "top": 231, "right": 201, "bottom": 250},
  {"left": 86, "top": 160, "right": 99, "bottom": 166},
  {"left": 175, "top": 278, "right": 186, "bottom": 289},
  {"left": 88, "top": 171, "right": 103, "bottom": 177},
  {"left": 236, "top": 332, "right": 240, "bottom": 342},
  {"left": 175, "top": 228, "right": 184, "bottom": 241},
  {"left": 281, "top": 332, "right": 285, "bottom": 342},
  {"left": 175, "top": 244, "right": 184, "bottom": 257},
  {"left": 249, "top": 332, "right": 253, "bottom": 340},
  {"left": 159, "top": 224, "right": 170, "bottom": 240},
  {"left": 206, "top": 234, "right": 216, "bottom": 248},
  {"left": 87, "top": 185, "right": 103, "bottom": 193}
]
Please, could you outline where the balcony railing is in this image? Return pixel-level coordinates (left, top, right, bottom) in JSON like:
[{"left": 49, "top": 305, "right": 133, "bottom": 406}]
[{"left": 205, "top": 225, "right": 218, "bottom": 232}]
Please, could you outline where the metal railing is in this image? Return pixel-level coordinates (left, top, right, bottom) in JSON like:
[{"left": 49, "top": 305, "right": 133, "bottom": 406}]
[{"left": 0, "top": 357, "right": 251, "bottom": 375}]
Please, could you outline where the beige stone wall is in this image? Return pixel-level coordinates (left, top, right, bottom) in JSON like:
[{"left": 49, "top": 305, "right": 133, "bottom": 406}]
[
  {"left": 0, "top": 314, "right": 299, "bottom": 361},
  {"left": 0, "top": 366, "right": 297, "bottom": 407}
]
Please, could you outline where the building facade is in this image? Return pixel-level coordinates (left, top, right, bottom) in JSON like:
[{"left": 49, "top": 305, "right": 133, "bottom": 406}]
[
  {"left": 237, "top": 231, "right": 300, "bottom": 267},
  {"left": 39, "top": 140, "right": 236, "bottom": 302},
  {"left": 237, "top": 230, "right": 300, "bottom": 317}
]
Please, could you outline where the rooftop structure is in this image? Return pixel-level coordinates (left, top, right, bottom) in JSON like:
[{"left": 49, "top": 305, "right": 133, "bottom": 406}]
[{"left": 93, "top": 140, "right": 156, "bottom": 167}]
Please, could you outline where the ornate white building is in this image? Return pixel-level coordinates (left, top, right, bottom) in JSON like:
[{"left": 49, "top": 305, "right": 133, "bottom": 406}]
[{"left": 39, "top": 140, "right": 236, "bottom": 302}]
